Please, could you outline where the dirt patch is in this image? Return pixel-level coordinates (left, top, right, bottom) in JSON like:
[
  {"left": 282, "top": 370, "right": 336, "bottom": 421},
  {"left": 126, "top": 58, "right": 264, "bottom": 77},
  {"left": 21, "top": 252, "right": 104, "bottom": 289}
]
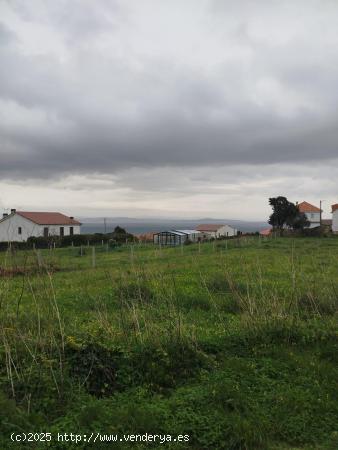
[{"left": 0, "top": 264, "right": 60, "bottom": 277}]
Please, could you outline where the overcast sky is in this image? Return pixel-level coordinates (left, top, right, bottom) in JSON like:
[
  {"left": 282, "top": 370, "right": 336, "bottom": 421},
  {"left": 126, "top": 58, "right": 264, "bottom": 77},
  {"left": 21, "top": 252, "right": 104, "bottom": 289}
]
[{"left": 0, "top": 0, "right": 337, "bottom": 220}]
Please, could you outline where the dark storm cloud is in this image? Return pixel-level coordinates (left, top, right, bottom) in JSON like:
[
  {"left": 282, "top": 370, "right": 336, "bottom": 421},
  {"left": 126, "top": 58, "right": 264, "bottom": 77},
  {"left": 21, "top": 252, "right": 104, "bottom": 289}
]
[{"left": 1, "top": 0, "right": 338, "bottom": 180}]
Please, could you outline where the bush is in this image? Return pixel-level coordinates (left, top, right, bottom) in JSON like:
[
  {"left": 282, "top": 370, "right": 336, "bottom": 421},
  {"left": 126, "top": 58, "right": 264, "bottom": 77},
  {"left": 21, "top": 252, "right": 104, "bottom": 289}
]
[
  {"left": 65, "top": 343, "right": 127, "bottom": 397},
  {"left": 0, "top": 230, "right": 138, "bottom": 251},
  {"left": 131, "top": 340, "right": 213, "bottom": 392}
]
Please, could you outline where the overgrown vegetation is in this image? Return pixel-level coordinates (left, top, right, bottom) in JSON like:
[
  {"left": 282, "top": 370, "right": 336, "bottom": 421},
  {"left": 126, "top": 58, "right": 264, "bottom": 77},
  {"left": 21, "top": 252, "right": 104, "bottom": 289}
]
[
  {"left": 0, "top": 226, "right": 137, "bottom": 252},
  {"left": 0, "top": 236, "right": 337, "bottom": 449}
]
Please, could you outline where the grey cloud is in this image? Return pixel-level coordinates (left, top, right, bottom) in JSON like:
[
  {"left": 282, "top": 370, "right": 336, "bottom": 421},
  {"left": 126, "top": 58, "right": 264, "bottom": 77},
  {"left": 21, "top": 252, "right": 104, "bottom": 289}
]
[
  {"left": 0, "top": 0, "right": 338, "bottom": 182},
  {"left": 6, "top": 0, "right": 121, "bottom": 36},
  {"left": 1, "top": 104, "right": 337, "bottom": 179},
  {"left": 0, "top": 22, "right": 17, "bottom": 45}
]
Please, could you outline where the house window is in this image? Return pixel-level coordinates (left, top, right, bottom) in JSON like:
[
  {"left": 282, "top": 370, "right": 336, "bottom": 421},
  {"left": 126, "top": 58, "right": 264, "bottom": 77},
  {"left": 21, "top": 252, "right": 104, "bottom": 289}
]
[
  {"left": 60, "top": 227, "right": 64, "bottom": 237},
  {"left": 18, "top": 227, "right": 22, "bottom": 235},
  {"left": 43, "top": 227, "right": 48, "bottom": 238},
  {"left": 70, "top": 227, "right": 74, "bottom": 236}
]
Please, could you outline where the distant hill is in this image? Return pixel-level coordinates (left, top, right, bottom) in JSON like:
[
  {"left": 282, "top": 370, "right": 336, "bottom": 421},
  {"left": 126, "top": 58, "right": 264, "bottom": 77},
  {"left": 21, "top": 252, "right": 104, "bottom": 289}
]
[{"left": 79, "top": 217, "right": 268, "bottom": 235}]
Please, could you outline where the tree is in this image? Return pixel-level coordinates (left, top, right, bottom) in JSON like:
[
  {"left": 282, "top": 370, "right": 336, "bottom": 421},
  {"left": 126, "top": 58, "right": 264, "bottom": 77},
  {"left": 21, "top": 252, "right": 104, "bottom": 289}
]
[
  {"left": 113, "top": 226, "right": 127, "bottom": 235},
  {"left": 268, "top": 196, "right": 295, "bottom": 230},
  {"left": 268, "top": 196, "right": 310, "bottom": 231},
  {"left": 110, "top": 226, "right": 137, "bottom": 243},
  {"left": 287, "top": 211, "right": 310, "bottom": 230}
]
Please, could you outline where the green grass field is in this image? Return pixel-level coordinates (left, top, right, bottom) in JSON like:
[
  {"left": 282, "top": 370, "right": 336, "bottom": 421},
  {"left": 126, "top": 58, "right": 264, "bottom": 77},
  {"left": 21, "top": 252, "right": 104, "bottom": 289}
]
[{"left": 0, "top": 237, "right": 337, "bottom": 449}]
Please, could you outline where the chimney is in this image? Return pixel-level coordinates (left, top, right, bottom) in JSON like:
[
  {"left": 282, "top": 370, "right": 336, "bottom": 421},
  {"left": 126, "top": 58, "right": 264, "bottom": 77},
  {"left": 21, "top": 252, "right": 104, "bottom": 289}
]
[
  {"left": 11, "top": 208, "right": 16, "bottom": 214},
  {"left": 2, "top": 213, "right": 8, "bottom": 218}
]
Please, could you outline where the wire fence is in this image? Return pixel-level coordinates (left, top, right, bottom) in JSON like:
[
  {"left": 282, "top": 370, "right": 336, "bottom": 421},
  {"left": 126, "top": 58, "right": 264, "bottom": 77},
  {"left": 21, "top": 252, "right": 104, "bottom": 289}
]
[{"left": 0, "top": 236, "right": 271, "bottom": 276}]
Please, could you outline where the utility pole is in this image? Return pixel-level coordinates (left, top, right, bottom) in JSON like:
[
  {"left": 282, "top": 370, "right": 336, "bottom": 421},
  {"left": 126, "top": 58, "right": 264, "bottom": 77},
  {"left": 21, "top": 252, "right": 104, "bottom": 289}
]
[
  {"left": 320, "top": 200, "right": 324, "bottom": 226},
  {"left": 103, "top": 217, "right": 107, "bottom": 234}
]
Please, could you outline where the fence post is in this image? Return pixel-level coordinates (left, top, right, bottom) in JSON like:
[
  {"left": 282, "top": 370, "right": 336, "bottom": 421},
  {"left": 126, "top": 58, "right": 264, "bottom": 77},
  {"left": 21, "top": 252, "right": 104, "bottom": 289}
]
[
  {"left": 37, "top": 250, "right": 43, "bottom": 269},
  {"left": 92, "top": 246, "right": 96, "bottom": 268}
]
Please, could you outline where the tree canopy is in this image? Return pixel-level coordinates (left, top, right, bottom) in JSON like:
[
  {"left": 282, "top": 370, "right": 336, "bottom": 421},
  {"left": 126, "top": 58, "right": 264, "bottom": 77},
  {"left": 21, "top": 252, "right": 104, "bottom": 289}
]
[
  {"left": 268, "top": 197, "right": 310, "bottom": 231},
  {"left": 110, "top": 226, "right": 136, "bottom": 243}
]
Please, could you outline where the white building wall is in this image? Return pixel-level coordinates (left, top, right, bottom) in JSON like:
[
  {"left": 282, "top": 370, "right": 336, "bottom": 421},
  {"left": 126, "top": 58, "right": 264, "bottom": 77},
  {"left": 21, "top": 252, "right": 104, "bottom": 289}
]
[
  {"left": 0, "top": 214, "right": 81, "bottom": 242},
  {"left": 218, "top": 225, "right": 237, "bottom": 237},
  {"left": 333, "top": 210, "right": 338, "bottom": 234},
  {"left": 47, "top": 225, "right": 81, "bottom": 237},
  {"left": 201, "top": 231, "right": 217, "bottom": 239},
  {"left": 199, "top": 225, "right": 237, "bottom": 239},
  {"left": 304, "top": 212, "right": 320, "bottom": 228},
  {"left": 0, "top": 214, "right": 40, "bottom": 242}
]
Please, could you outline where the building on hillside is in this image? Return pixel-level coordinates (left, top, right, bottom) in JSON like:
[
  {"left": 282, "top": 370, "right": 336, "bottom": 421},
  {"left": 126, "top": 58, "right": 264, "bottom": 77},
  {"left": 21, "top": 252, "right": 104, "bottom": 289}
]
[
  {"left": 153, "top": 230, "right": 201, "bottom": 246},
  {"left": 137, "top": 232, "right": 157, "bottom": 243},
  {"left": 297, "top": 201, "right": 321, "bottom": 228},
  {"left": 0, "top": 209, "right": 81, "bottom": 242},
  {"left": 259, "top": 228, "right": 272, "bottom": 237},
  {"left": 195, "top": 224, "right": 237, "bottom": 238},
  {"left": 332, "top": 204, "right": 338, "bottom": 234}
]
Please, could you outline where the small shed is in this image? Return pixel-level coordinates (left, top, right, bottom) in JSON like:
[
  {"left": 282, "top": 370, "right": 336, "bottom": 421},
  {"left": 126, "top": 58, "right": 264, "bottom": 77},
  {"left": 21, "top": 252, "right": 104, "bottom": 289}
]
[{"left": 153, "top": 229, "right": 201, "bottom": 246}]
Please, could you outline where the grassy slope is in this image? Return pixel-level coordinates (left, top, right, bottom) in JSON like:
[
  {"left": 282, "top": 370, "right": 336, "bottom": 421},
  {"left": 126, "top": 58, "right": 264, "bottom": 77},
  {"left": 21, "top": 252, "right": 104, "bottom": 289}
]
[{"left": 0, "top": 237, "right": 337, "bottom": 449}]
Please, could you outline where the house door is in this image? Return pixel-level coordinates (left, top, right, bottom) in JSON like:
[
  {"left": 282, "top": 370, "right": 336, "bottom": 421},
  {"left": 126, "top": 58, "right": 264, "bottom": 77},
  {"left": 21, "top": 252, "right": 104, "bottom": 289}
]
[
  {"left": 43, "top": 227, "right": 48, "bottom": 238},
  {"left": 60, "top": 227, "right": 64, "bottom": 237}
]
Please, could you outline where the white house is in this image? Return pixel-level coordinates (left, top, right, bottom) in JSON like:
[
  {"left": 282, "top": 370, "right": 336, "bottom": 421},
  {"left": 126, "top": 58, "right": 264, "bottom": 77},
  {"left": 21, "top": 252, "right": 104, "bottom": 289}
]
[
  {"left": 332, "top": 204, "right": 338, "bottom": 234},
  {"left": 0, "top": 210, "right": 81, "bottom": 242},
  {"left": 297, "top": 201, "right": 321, "bottom": 228},
  {"left": 196, "top": 224, "right": 237, "bottom": 238}
]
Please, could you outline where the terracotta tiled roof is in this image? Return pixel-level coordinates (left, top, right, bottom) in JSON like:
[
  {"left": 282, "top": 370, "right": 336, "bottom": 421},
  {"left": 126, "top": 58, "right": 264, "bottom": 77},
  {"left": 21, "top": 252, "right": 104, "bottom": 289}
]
[
  {"left": 260, "top": 228, "right": 272, "bottom": 236},
  {"left": 332, "top": 204, "right": 338, "bottom": 213},
  {"left": 16, "top": 211, "right": 81, "bottom": 225},
  {"left": 136, "top": 232, "right": 157, "bottom": 241},
  {"left": 297, "top": 201, "right": 321, "bottom": 213},
  {"left": 196, "top": 224, "right": 224, "bottom": 232}
]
